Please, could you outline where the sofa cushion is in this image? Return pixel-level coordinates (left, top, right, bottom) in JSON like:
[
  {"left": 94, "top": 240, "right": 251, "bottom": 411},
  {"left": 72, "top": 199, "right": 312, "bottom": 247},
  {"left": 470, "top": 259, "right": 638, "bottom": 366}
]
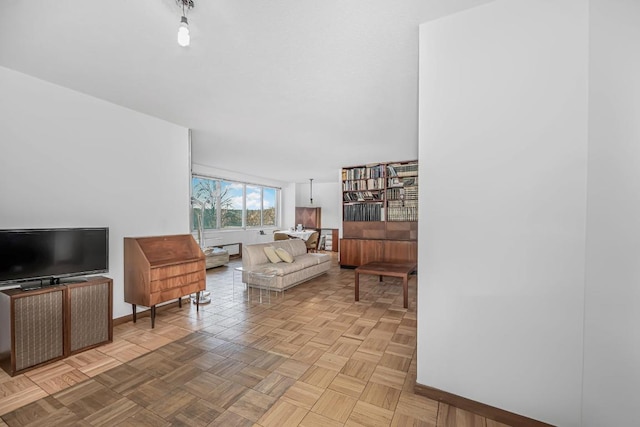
[
  {"left": 291, "top": 253, "right": 326, "bottom": 268},
  {"left": 275, "top": 247, "right": 294, "bottom": 263},
  {"left": 277, "top": 239, "right": 308, "bottom": 257},
  {"left": 263, "top": 246, "right": 282, "bottom": 263},
  {"left": 260, "top": 261, "right": 306, "bottom": 276}
]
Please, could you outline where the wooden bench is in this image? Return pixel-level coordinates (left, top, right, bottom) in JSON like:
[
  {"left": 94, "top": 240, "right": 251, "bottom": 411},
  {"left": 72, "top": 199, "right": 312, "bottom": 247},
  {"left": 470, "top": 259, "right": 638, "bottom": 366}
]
[{"left": 354, "top": 261, "right": 417, "bottom": 308}]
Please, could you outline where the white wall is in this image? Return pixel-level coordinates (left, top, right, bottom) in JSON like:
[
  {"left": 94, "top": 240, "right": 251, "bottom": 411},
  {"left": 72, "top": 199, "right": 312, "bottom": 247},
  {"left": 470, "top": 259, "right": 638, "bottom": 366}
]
[
  {"left": 191, "top": 163, "right": 295, "bottom": 249},
  {"left": 582, "top": 1, "right": 640, "bottom": 425},
  {"left": 418, "top": 1, "right": 588, "bottom": 425},
  {"left": 0, "top": 66, "right": 190, "bottom": 319},
  {"left": 295, "top": 181, "right": 342, "bottom": 231}
]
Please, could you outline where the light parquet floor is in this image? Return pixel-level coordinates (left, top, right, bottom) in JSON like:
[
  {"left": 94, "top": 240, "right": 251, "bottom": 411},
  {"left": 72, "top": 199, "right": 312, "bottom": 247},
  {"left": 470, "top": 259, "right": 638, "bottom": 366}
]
[{"left": 0, "top": 254, "right": 512, "bottom": 427}]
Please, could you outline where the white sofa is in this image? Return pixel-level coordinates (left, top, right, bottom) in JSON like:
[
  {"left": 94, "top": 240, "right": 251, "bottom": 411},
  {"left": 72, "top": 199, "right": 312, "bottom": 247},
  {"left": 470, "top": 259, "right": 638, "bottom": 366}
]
[{"left": 242, "top": 239, "right": 330, "bottom": 291}]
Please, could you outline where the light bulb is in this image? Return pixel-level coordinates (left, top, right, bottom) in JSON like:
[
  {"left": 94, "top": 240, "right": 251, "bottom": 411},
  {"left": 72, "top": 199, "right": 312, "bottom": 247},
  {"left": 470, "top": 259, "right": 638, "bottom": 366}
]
[{"left": 177, "top": 16, "right": 190, "bottom": 47}]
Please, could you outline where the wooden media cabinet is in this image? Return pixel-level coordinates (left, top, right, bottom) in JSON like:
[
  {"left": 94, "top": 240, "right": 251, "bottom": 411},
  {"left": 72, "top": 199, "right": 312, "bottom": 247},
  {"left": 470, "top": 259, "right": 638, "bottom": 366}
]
[{"left": 0, "top": 276, "right": 113, "bottom": 376}]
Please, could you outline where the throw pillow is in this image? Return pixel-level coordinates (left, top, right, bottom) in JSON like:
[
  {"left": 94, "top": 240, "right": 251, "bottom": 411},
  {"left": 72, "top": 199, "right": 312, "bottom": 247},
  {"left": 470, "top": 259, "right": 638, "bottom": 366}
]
[
  {"left": 275, "top": 247, "right": 294, "bottom": 263},
  {"left": 263, "top": 246, "right": 282, "bottom": 263}
]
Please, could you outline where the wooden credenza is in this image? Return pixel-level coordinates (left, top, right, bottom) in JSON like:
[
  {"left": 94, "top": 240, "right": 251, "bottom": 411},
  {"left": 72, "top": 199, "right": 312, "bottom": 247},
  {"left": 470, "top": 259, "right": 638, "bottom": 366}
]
[
  {"left": 124, "top": 234, "right": 206, "bottom": 328},
  {"left": 0, "top": 276, "right": 113, "bottom": 376},
  {"left": 339, "top": 239, "right": 417, "bottom": 267}
]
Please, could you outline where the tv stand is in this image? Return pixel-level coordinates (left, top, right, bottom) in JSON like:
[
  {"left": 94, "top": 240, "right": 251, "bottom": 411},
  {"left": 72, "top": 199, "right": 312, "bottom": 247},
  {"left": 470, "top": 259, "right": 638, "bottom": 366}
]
[
  {"left": 56, "top": 277, "right": 89, "bottom": 284},
  {"left": 1, "top": 276, "right": 113, "bottom": 376},
  {"left": 20, "top": 280, "right": 45, "bottom": 291}
]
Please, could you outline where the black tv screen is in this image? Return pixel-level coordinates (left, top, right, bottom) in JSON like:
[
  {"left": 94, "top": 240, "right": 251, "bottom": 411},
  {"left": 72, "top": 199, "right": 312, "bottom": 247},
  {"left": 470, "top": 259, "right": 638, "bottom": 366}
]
[{"left": 0, "top": 228, "right": 109, "bottom": 286}]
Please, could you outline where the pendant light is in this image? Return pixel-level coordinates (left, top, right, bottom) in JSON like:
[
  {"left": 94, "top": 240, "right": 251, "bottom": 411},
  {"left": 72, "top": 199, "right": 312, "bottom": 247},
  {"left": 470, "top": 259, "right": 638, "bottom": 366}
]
[
  {"left": 309, "top": 178, "right": 314, "bottom": 205},
  {"left": 177, "top": 0, "right": 194, "bottom": 47},
  {"left": 178, "top": 16, "right": 190, "bottom": 47}
]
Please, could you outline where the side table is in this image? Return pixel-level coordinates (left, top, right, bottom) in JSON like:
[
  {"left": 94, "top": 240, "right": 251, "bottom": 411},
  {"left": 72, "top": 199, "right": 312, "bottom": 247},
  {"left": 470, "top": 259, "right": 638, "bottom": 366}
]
[
  {"left": 248, "top": 270, "right": 277, "bottom": 304},
  {"left": 233, "top": 266, "right": 248, "bottom": 301},
  {"left": 234, "top": 267, "right": 277, "bottom": 304}
]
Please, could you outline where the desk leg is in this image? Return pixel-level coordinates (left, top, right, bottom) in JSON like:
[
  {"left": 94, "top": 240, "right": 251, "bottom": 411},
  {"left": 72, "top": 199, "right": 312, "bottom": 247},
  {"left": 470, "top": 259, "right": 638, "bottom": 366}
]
[
  {"left": 403, "top": 275, "right": 408, "bottom": 309},
  {"left": 151, "top": 305, "right": 156, "bottom": 328},
  {"left": 355, "top": 271, "right": 360, "bottom": 302},
  {"left": 132, "top": 304, "right": 137, "bottom": 323}
]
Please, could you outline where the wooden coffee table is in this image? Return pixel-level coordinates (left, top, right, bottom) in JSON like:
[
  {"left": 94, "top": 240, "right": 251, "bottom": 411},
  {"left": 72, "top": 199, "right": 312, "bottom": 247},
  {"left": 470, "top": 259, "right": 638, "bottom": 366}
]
[{"left": 355, "top": 261, "right": 417, "bottom": 308}]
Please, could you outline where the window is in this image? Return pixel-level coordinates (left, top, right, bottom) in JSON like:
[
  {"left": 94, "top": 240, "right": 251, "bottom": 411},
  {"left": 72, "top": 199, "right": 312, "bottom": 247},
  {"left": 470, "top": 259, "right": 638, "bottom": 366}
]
[
  {"left": 191, "top": 177, "right": 217, "bottom": 230},
  {"left": 263, "top": 187, "right": 276, "bottom": 226},
  {"left": 246, "top": 185, "right": 262, "bottom": 227},
  {"left": 191, "top": 175, "right": 279, "bottom": 230},
  {"left": 221, "top": 181, "right": 243, "bottom": 228}
]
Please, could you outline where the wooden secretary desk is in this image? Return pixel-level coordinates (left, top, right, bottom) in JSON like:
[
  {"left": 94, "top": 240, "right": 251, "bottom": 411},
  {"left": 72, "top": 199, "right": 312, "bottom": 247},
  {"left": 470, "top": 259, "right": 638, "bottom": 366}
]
[{"left": 124, "top": 234, "right": 206, "bottom": 328}]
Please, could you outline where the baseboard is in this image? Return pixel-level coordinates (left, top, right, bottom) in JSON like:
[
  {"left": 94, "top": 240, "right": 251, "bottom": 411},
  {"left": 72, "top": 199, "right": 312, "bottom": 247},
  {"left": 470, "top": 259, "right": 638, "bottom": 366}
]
[
  {"left": 414, "top": 383, "right": 554, "bottom": 427},
  {"left": 113, "top": 299, "right": 183, "bottom": 326}
]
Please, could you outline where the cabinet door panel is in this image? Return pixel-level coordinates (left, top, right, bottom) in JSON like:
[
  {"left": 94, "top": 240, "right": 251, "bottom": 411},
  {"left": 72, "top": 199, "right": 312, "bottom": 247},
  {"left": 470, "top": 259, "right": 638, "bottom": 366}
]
[
  {"left": 14, "top": 289, "right": 65, "bottom": 372},
  {"left": 383, "top": 241, "right": 417, "bottom": 264},
  {"left": 339, "top": 239, "right": 361, "bottom": 267},
  {"left": 67, "top": 279, "right": 113, "bottom": 354},
  {"left": 343, "top": 222, "right": 386, "bottom": 239},
  {"left": 360, "top": 240, "right": 385, "bottom": 265},
  {"left": 340, "top": 239, "right": 387, "bottom": 267}
]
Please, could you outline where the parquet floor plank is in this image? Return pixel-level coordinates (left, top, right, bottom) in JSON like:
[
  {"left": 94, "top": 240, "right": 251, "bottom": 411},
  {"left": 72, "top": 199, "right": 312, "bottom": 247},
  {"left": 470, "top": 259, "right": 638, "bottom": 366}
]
[
  {"left": 346, "top": 400, "right": 395, "bottom": 427},
  {"left": 299, "top": 411, "right": 344, "bottom": 427},
  {"left": 273, "top": 359, "right": 311, "bottom": 380},
  {"left": 0, "top": 255, "right": 514, "bottom": 427},
  {"left": 299, "top": 365, "right": 339, "bottom": 388},
  {"left": 311, "top": 388, "right": 358, "bottom": 423},
  {"left": 437, "top": 403, "right": 486, "bottom": 427},
  {"left": 281, "top": 381, "right": 324, "bottom": 410},
  {"left": 257, "top": 399, "right": 308, "bottom": 427},
  {"left": 0, "top": 376, "right": 48, "bottom": 416},
  {"left": 328, "top": 372, "right": 367, "bottom": 398},
  {"left": 22, "top": 362, "right": 89, "bottom": 395},
  {"left": 168, "top": 398, "right": 223, "bottom": 427},
  {"left": 227, "top": 389, "right": 277, "bottom": 422},
  {"left": 83, "top": 397, "right": 141, "bottom": 426},
  {"left": 253, "top": 372, "right": 296, "bottom": 398},
  {"left": 360, "top": 381, "right": 402, "bottom": 411}
]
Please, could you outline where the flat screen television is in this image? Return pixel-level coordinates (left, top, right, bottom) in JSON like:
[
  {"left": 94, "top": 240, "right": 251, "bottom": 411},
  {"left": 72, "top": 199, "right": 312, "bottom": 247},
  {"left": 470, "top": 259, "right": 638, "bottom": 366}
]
[{"left": 0, "top": 227, "right": 109, "bottom": 289}]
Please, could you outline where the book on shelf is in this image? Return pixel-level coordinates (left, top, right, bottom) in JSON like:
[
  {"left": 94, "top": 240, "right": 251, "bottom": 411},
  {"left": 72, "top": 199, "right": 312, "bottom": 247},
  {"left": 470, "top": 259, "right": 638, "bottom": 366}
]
[
  {"left": 387, "top": 200, "right": 418, "bottom": 208},
  {"left": 387, "top": 187, "right": 418, "bottom": 201},
  {"left": 343, "top": 203, "right": 383, "bottom": 221},
  {"left": 387, "top": 206, "right": 418, "bottom": 221},
  {"left": 343, "top": 177, "right": 384, "bottom": 191},
  {"left": 343, "top": 191, "right": 384, "bottom": 202},
  {"left": 387, "top": 163, "right": 418, "bottom": 178},
  {"left": 342, "top": 164, "right": 385, "bottom": 181},
  {"left": 387, "top": 178, "right": 417, "bottom": 187}
]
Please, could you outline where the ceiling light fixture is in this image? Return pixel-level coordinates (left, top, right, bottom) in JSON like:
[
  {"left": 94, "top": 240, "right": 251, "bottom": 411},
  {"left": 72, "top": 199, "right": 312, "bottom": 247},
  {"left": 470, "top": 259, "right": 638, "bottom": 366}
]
[
  {"left": 309, "top": 178, "right": 314, "bottom": 205},
  {"left": 176, "top": 0, "right": 194, "bottom": 47}
]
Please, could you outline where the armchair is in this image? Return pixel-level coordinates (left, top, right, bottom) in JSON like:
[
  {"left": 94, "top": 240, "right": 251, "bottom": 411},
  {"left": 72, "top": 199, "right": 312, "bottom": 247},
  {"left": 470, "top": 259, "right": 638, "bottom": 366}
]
[{"left": 305, "top": 231, "right": 319, "bottom": 252}]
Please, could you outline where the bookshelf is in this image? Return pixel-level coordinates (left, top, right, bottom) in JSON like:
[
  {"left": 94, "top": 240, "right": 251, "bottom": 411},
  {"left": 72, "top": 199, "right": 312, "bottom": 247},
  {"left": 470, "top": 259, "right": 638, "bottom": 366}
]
[
  {"left": 386, "top": 162, "right": 418, "bottom": 222},
  {"left": 340, "top": 160, "right": 418, "bottom": 267}
]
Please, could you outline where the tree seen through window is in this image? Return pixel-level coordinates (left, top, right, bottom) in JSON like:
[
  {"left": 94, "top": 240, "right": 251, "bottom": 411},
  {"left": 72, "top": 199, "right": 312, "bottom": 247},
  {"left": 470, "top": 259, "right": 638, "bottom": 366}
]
[{"left": 191, "top": 176, "right": 279, "bottom": 230}]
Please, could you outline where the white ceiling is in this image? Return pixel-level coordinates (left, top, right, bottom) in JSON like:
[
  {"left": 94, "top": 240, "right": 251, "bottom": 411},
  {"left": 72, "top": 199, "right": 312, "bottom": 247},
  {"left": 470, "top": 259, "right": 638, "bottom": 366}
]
[{"left": 0, "top": 0, "right": 491, "bottom": 183}]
